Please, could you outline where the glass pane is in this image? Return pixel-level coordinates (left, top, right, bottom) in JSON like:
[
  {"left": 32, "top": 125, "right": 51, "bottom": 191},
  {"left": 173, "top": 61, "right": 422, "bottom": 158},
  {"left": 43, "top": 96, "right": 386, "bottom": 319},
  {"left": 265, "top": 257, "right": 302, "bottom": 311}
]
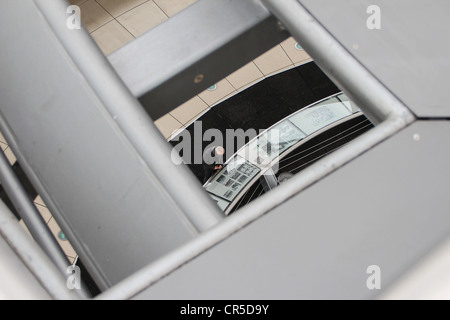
[
  {"left": 204, "top": 155, "right": 260, "bottom": 203},
  {"left": 208, "top": 194, "right": 231, "bottom": 211},
  {"left": 238, "top": 120, "right": 305, "bottom": 167},
  {"left": 289, "top": 97, "right": 352, "bottom": 135}
]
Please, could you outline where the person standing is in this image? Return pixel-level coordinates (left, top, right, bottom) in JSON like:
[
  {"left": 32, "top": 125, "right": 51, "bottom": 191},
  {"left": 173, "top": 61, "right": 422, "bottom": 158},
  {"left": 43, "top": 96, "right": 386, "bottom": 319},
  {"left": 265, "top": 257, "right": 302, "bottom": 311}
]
[{"left": 202, "top": 146, "right": 225, "bottom": 184}]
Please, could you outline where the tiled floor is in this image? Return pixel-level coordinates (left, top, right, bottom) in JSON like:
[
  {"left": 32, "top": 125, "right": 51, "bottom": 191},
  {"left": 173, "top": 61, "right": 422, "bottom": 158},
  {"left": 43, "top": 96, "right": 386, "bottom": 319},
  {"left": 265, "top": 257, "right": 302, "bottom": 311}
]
[{"left": 70, "top": 0, "right": 313, "bottom": 140}]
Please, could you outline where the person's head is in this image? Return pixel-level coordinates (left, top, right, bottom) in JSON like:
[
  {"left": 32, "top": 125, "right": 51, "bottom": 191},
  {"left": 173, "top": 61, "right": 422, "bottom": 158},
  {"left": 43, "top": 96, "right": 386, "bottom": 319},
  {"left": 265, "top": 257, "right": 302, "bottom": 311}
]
[
  {"left": 215, "top": 146, "right": 225, "bottom": 156},
  {"left": 203, "top": 145, "right": 225, "bottom": 165}
]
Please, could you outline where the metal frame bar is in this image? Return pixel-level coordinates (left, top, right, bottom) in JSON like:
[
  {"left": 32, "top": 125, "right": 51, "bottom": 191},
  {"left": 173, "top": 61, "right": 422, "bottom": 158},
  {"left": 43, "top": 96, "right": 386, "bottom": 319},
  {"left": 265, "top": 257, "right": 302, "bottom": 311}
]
[{"left": 34, "top": 0, "right": 224, "bottom": 234}]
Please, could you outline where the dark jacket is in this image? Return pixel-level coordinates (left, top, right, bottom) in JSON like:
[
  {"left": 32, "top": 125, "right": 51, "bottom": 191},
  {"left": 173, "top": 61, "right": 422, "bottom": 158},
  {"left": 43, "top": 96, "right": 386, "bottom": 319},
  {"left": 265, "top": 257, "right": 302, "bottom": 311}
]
[{"left": 202, "top": 146, "right": 224, "bottom": 184}]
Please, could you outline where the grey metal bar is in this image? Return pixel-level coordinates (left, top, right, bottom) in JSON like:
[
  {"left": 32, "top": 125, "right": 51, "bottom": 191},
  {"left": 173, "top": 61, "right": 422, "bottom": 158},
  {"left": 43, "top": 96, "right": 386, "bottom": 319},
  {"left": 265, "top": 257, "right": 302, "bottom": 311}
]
[
  {"left": 1, "top": 162, "right": 40, "bottom": 220},
  {"left": 109, "top": 0, "right": 289, "bottom": 120},
  {"left": 0, "top": 200, "right": 78, "bottom": 300},
  {"left": 0, "top": 148, "right": 90, "bottom": 299},
  {"left": 0, "top": 148, "right": 66, "bottom": 269}
]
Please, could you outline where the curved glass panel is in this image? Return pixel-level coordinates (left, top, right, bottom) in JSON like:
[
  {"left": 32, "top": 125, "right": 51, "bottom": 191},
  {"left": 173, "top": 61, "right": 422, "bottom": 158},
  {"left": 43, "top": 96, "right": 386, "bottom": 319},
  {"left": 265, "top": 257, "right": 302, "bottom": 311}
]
[
  {"left": 205, "top": 155, "right": 261, "bottom": 211},
  {"left": 204, "top": 92, "right": 365, "bottom": 213}
]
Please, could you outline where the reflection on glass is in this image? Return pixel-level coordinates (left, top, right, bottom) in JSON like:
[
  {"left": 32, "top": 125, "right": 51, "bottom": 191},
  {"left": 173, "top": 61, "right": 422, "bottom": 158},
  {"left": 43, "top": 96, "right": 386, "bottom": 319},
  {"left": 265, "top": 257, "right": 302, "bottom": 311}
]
[
  {"left": 337, "top": 93, "right": 360, "bottom": 113},
  {"left": 289, "top": 97, "right": 352, "bottom": 135},
  {"left": 205, "top": 155, "right": 261, "bottom": 210}
]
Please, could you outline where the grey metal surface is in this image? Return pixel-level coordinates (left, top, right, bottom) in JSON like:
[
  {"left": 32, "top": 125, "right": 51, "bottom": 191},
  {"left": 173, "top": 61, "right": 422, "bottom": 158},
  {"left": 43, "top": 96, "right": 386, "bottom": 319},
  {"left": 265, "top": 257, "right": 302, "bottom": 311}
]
[
  {"left": 98, "top": 0, "right": 420, "bottom": 300},
  {"left": 0, "top": 147, "right": 76, "bottom": 292},
  {"left": 298, "top": 0, "right": 450, "bottom": 118},
  {"left": 0, "top": 0, "right": 223, "bottom": 290},
  {"left": 0, "top": 200, "right": 78, "bottom": 300},
  {"left": 132, "top": 121, "right": 450, "bottom": 299},
  {"left": 109, "top": 0, "right": 289, "bottom": 120},
  {"left": 36, "top": 0, "right": 224, "bottom": 235}
]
